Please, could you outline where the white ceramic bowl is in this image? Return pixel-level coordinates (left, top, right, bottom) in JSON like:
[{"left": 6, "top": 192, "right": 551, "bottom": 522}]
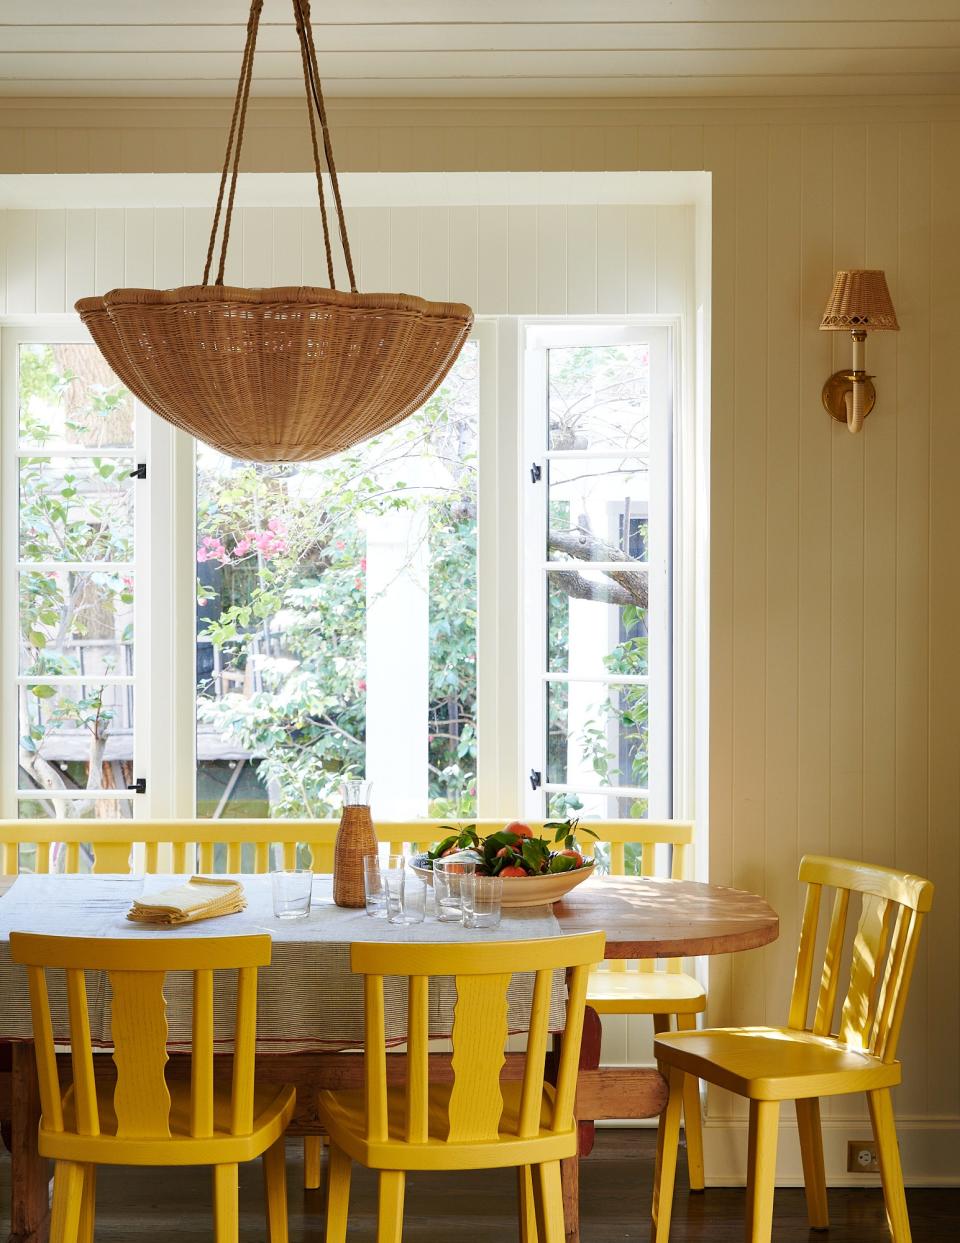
[{"left": 412, "top": 856, "right": 595, "bottom": 908}]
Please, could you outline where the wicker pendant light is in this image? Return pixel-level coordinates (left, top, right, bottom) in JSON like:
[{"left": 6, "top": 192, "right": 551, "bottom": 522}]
[{"left": 75, "top": 0, "right": 473, "bottom": 463}]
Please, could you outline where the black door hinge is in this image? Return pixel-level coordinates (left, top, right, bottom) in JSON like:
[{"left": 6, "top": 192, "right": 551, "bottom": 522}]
[
  {"left": 127, "top": 777, "right": 146, "bottom": 795},
  {"left": 530, "top": 462, "right": 542, "bottom": 483},
  {"left": 529, "top": 769, "right": 542, "bottom": 790},
  {"left": 129, "top": 463, "right": 147, "bottom": 480}
]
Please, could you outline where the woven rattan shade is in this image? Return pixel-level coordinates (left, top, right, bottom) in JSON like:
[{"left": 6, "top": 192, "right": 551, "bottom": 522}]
[
  {"left": 819, "top": 269, "right": 899, "bottom": 332},
  {"left": 74, "top": 0, "right": 474, "bottom": 464},
  {"left": 76, "top": 285, "right": 473, "bottom": 462}
]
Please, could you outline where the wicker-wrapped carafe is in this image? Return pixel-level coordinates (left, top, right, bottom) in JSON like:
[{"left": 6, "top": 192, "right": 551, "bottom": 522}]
[{"left": 333, "top": 781, "right": 378, "bottom": 908}]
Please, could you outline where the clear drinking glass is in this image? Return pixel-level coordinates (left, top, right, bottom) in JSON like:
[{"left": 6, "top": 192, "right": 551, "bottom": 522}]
[
  {"left": 364, "top": 853, "right": 405, "bottom": 917},
  {"left": 461, "top": 874, "right": 503, "bottom": 929},
  {"left": 271, "top": 869, "right": 313, "bottom": 920},
  {"left": 385, "top": 865, "right": 426, "bottom": 926},
  {"left": 433, "top": 857, "right": 477, "bottom": 922}
]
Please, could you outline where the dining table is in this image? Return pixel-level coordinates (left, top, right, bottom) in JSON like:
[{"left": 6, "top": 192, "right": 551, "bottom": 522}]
[{"left": 0, "top": 870, "right": 778, "bottom": 1243}]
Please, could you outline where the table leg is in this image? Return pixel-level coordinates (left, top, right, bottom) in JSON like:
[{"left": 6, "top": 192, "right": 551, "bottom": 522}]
[{"left": 9, "top": 1043, "right": 49, "bottom": 1243}]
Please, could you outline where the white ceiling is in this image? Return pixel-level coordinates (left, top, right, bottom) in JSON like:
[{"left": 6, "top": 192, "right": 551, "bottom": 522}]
[{"left": 2, "top": 1, "right": 960, "bottom": 99}]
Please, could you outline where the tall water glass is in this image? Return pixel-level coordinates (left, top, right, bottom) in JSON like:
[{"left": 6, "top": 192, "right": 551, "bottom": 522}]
[
  {"left": 433, "top": 857, "right": 477, "bottom": 922},
  {"left": 385, "top": 865, "right": 426, "bottom": 926}
]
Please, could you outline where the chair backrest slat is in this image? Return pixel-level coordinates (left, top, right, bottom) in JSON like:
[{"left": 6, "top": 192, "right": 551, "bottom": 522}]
[
  {"left": 517, "top": 968, "right": 553, "bottom": 1139},
  {"left": 109, "top": 969, "right": 172, "bottom": 1137},
  {"left": 812, "top": 887, "right": 850, "bottom": 1035},
  {"left": 448, "top": 973, "right": 510, "bottom": 1142},
  {"left": 191, "top": 968, "right": 215, "bottom": 1138},
  {"left": 254, "top": 842, "right": 270, "bottom": 873},
  {"left": 789, "top": 856, "right": 933, "bottom": 1060},
  {"left": 364, "top": 975, "right": 389, "bottom": 1143},
  {"left": 551, "top": 962, "right": 591, "bottom": 1131},
  {"left": 92, "top": 840, "right": 133, "bottom": 874},
  {"left": 405, "top": 976, "right": 430, "bottom": 1143},
  {"left": 65, "top": 968, "right": 100, "bottom": 1136},
  {"left": 26, "top": 965, "right": 63, "bottom": 1131},
  {"left": 230, "top": 965, "right": 258, "bottom": 1136}
]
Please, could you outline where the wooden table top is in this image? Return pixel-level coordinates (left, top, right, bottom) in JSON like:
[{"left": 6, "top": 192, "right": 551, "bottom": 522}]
[
  {"left": 555, "top": 875, "right": 779, "bottom": 958},
  {"left": 0, "top": 872, "right": 778, "bottom": 961}
]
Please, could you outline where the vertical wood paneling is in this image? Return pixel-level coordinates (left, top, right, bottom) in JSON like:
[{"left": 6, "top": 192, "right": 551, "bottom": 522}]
[
  {"left": 862, "top": 125, "right": 900, "bottom": 871},
  {"left": 272, "top": 208, "right": 302, "bottom": 286},
  {"left": 596, "top": 206, "right": 626, "bottom": 315},
  {"left": 763, "top": 125, "right": 802, "bottom": 1023},
  {"left": 5, "top": 211, "right": 37, "bottom": 314},
  {"left": 565, "top": 205, "right": 596, "bottom": 314},
  {"left": 95, "top": 209, "right": 124, "bottom": 294},
  {"left": 154, "top": 209, "right": 184, "bottom": 289},
  {"left": 536, "top": 207, "right": 565, "bottom": 314},
  {"left": 183, "top": 208, "right": 209, "bottom": 285},
  {"left": 507, "top": 206, "right": 537, "bottom": 315},
  {"left": 927, "top": 117, "right": 960, "bottom": 1118},
  {"left": 702, "top": 123, "right": 737, "bottom": 1056},
  {"left": 123, "top": 210, "right": 154, "bottom": 289},
  {"left": 388, "top": 208, "right": 419, "bottom": 295},
  {"left": 829, "top": 124, "right": 868, "bottom": 867},
  {"left": 64, "top": 209, "right": 96, "bottom": 310},
  {"left": 35, "top": 211, "right": 65, "bottom": 313},
  {"left": 418, "top": 207, "right": 449, "bottom": 304},
  {"left": 654, "top": 205, "right": 690, "bottom": 315},
  {"left": 895, "top": 121, "right": 932, "bottom": 1116},
  {"left": 477, "top": 207, "right": 508, "bottom": 316},
  {"left": 729, "top": 126, "right": 769, "bottom": 1036},
  {"left": 626, "top": 205, "right": 657, "bottom": 314},
  {"left": 448, "top": 206, "right": 478, "bottom": 310},
  {"left": 241, "top": 207, "right": 273, "bottom": 288}
]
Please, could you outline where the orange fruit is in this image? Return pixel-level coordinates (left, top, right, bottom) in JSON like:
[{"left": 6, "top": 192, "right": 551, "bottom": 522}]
[
  {"left": 499, "top": 865, "right": 528, "bottom": 877},
  {"left": 559, "top": 848, "right": 584, "bottom": 866},
  {"left": 505, "top": 821, "right": 534, "bottom": 839}
]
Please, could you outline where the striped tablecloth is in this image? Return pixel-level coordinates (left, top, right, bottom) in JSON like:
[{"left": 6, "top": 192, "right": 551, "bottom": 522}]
[{"left": 0, "top": 874, "right": 566, "bottom": 1052}]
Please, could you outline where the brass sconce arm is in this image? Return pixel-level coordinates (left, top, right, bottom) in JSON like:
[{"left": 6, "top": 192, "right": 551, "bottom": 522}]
[{"left": 819, "top": 270, "right": 898, "bottom": 436}]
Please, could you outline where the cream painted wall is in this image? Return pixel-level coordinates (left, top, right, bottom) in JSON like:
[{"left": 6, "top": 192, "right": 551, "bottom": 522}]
[{"left": 1, "top": 94, "right": 959, "bottom": 1184}]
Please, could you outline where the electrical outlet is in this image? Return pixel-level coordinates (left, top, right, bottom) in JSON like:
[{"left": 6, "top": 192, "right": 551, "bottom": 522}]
[{"left": 846, "top": 1140, "right": 880, "bottom": 1173}]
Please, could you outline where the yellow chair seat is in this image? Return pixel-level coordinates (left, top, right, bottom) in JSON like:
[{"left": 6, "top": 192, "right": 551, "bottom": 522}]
[
  {"left": 587, "top": 967, "right": 706, "bottom": 1015},
  {"left": 655, "top": 1025, "right": 902, "bottom": 1102},
  {"left": 318, "top": 1079, "right": 576, "bottom": 1172},
  {"left": 41, "top": 1078, "right": 296, "bottom": 1167}
]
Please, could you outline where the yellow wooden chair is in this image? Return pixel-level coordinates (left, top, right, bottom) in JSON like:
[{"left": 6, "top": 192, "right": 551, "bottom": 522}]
[
  {"left": 317, "top": 932, "right": 605, "bottom": 1243},
  {"left": 650, "top": 855, "right": 934, "bottom": 1243},
  {"left": 9, "top": 931, "right": 296, "bottom": 1243},
  {"left": 585, "top": 820, "right": 705, "bottom": 1189}
]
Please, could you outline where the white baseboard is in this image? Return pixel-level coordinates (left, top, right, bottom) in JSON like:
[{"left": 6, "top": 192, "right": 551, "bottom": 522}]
[{"left": 596, "top": 1111, "right": 960, "bottom": 1187}]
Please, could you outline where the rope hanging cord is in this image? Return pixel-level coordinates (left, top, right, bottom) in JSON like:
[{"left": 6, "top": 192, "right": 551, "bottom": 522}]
[{"left": 204, "top": 0, "right": 357, "bottom": 293}]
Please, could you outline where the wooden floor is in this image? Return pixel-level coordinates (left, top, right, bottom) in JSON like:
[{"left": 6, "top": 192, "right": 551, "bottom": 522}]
[{"left": 1, "top": 1129, "right": 957, "bottom": 1241}]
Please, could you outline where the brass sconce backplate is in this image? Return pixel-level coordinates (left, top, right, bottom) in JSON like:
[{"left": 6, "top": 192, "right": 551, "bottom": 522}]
[{"left": 821, "top": 370, "right": 876, "bottom": 424}]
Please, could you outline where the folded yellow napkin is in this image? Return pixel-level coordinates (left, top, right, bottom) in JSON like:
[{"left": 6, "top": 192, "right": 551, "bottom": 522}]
[{"left": 127, "top": 877, "right": 246, "bottom": 926}]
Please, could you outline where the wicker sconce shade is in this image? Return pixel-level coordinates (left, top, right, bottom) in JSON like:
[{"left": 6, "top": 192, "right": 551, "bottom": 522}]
[
  {"left": 75, "top": 0, "right": 473, "bottom": 464},
  {"left": 819, "top": 269, "right": 900, "bottom": 332}
]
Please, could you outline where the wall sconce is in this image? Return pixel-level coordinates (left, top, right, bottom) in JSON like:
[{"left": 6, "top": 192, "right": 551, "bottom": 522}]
[{"left": 819, "top": 269, "right": 899, "bottom": 433}]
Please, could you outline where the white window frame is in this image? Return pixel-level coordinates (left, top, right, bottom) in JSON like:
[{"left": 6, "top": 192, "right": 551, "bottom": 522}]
[{"left": 519, "top": 318, "right": 678, "bottom": 821}]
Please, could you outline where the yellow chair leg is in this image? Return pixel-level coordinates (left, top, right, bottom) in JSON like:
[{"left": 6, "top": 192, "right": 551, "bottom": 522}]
[
  {"left": 675, "top": 1012, "right": 705, "bottom": 1192},
  {"left": 213, "top": 1164, "right": 239, "bottom": 1243},
  {"left": 651, "top": 1065, "right": 684, "bottom": 1243},
  {"left": 796, "top": 1098, "right": 829, "bottom": 1230},
  {"left": 77, "top": 1164, "right": 96, "bottom": 1243},
  {"left": 50, "top": 1160, "right": 85, "bottom": 1243},
  {"left": 377, "top": 1171, "right": 406, "bottom": 1243},
  {"left": 263, "top": 1136, "right": 289, "bottom": 1243},
  {"left": 325, "top": 1141, "right": 352, "bottom": 1243},
  {"left": 745, "top": 1100, "right": 780, "bottom": 1243},
  {"left": 304, "top": 1135, "right": 324, "bottom": 1190},
  {"left": 868, "top": 1088, "right": 912, "bottom": 1243},
  {"left": 535, "top": 1162, "right": 564, "bottom": 1243},
  {"left": 518, "top": 1166, "right": 539, "bottom": 1243}
]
